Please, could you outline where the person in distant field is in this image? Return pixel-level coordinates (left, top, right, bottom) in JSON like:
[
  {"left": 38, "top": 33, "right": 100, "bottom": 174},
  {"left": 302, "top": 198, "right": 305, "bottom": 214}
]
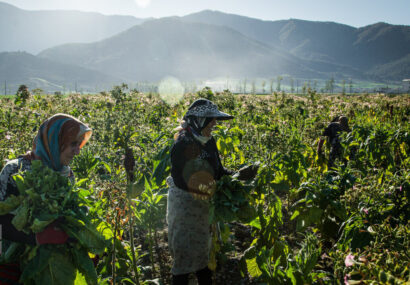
[
  {"left": 0, "top": 114, "right": 92, "bottom": 284},
  {"left": 166, "top": 99, "right": 257, "bottom": 285},
  {"left": 317, "top": 115, "right": 351, "bottom": 167}
]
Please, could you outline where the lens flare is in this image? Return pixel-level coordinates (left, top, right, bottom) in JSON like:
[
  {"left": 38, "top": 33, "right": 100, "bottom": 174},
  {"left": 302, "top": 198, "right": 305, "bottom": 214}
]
[
  {"left": 158, "top": 77, "right": 184, "bottom": 106},
  {"left": 134, "top": 0, "right": 151, "bottom": 8}
]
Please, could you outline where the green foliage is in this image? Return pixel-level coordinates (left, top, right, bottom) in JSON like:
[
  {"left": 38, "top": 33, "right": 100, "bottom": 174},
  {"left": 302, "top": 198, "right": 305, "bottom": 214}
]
[
  {"left": 209, "top": 175, "right": 257, "bottom": 224},
  {"left": 1, "top": 160, "right": 107, "bottom": 284},
  {"left": 196, "top": 86, "right": 214, "bottom": 100},
  {"left": 0, "top": 90, "right": 409, "bottom": 284},
  {"left": 14, "top": 84, "right": 31, "bottom": 105},
  {"left": 110, "top": 83, "right": 129, "bottom": 104}
]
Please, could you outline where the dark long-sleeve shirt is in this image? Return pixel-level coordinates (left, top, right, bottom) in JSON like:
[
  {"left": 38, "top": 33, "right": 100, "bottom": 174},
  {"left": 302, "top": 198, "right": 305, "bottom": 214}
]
[{"left": 170, "top": 130, "right": 233, "bottom": 193}]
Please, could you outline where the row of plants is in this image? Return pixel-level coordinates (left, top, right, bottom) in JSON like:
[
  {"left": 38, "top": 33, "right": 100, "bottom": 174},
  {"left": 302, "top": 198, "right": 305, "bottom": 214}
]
[{"left": 0, "top": 87, "right": 408, "bottom": 284}]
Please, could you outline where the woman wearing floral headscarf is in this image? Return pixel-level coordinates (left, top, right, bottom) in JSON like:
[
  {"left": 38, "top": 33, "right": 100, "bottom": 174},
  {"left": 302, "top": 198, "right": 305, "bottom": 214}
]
[
  {"left": 0, "top": 114, "right": 91, "bottom": 284},
  {"left": 166, "top": 99, "right": 257, "bottom": 285}
]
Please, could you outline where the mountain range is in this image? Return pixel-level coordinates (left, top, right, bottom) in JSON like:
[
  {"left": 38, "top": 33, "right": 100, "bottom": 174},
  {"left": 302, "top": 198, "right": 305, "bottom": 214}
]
[
  {"left": 0, "top": 2, "right": 409, "bottom": 92},
  {"left": 0, "top": 52, "right": 120, "bottom": 91},
  {"left": 0, "top": 2, "right": 144, "bottom": 54}
]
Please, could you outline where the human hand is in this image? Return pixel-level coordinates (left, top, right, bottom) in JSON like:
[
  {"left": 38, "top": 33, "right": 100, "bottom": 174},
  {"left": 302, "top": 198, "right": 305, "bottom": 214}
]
[
  {"left": 35, "top": 221, "right": 69, "bottom": 245},
  {"left": 237, "top": 164, "right": 259, "bottom": 181}
]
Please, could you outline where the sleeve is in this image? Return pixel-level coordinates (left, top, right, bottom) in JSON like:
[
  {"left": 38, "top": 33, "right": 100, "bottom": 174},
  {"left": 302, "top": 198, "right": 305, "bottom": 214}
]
[
  {"left": 210, "top": 138, "right": 234, "bottom": 179},
  {"left": 217, "top": 156, "right": 234, "bottom": 178},
  {"left": 0, "top": 162, "right": 36, "bottom": 245},
  {"left": 0, "top": 214, "right": 36, "bottom": 245},
  {"left": 0, "top": 163, "right": 19, "bottom": 201},
  {"left": 322, "top": 124, "right": 332, "bottom": 137},
  {"left": 170, "top": 138, "right": 191, "bottom": 190}
]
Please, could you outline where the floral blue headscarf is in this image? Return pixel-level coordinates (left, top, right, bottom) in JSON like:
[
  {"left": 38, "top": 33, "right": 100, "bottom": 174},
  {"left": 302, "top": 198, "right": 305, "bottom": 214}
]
[{"left": 32, "top": 114, "right": 92, "bottom": 172}]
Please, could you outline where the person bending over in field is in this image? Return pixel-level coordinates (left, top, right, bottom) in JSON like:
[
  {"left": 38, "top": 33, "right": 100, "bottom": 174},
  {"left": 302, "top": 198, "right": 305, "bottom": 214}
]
[
  {"left": 166, "top": 99, "right": 257, "bottom": 285},
  {"left": 0, "top": 114, "right": 91, "bottom": 284},
  {"left": 317, "top": 115, "right": 351, "bottom": 167}
]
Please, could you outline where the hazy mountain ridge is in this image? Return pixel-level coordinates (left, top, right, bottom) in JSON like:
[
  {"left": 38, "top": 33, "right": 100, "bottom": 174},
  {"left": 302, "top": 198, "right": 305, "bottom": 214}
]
[
  {"left": 0, "top": 2, "right": 145, "bottom": 54},
  {"left": 366, "top": 54, "right": 410, "bottom": 81},
  {"left": 1, "top": 3, "right": 409, "bottom": 92},
  {"left": 182, "top": 10, "right": 410, "bottom": 72},
  {"left": 0, "top": 51, "right": 120, "bottom": 91},
  {"left": 39, "top": 18, "right": 327, "bottom": 81}
]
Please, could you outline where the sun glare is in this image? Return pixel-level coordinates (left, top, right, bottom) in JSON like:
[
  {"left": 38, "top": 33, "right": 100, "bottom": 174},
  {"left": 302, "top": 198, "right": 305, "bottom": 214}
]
[
  {"left": 158, "top": 77, "right": 185, "bottom": 106},
  {"left": 134, "top": 0, "right": 151, "bottom": 8}
]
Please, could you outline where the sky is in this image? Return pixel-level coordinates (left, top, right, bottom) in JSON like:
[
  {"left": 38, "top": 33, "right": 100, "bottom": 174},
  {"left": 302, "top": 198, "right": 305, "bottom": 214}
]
[{"left": 2, "top": 0, "right": 410, "bottom": 27}]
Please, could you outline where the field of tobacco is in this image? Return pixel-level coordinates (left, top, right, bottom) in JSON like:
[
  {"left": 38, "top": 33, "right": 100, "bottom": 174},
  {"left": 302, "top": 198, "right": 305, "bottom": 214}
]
[{"left": 0, "top": 87, "right": 409, "bottom": 284}]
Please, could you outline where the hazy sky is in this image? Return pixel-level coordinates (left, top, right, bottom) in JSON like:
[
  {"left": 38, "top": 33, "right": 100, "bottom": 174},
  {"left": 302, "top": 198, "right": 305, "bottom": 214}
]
[{"left": 2, "top": 0, "right": 410, "bottom": 27}]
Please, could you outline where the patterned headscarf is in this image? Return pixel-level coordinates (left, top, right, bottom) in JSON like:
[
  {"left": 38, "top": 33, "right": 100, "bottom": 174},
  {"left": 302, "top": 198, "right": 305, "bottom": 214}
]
[
  {"left": 181, "top": 99, "right": 233, "bottom": 132},
  {"left": 28, "top": 114, "right": 92, "bottom": 172},
  {"left": 184, "top": 99, "right": 233, "bottom": 121}
]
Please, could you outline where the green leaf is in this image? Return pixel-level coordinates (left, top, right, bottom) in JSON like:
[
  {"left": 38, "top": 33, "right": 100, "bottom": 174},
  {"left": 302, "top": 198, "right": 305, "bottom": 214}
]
[
  {"left": 0, "top": 195, "right": 24, "bottom": 215},
  {"left": 30, "top": 218, "right": 55, "bottom": 233},
  {"left": 74, "top": 272, "right": 88, "bottom": 285},
  {"left": 248, "top": 217, "right": 261, "bottom": 230},
  {"left": 72, "top": 248, "right": 98, "bottom": 285},
  {"left": 36, "top": 249, "right": 77, "bottom": 285},
  {"left": 96, "top": 221, "right": 114, "bottom": 240},
  {"left": 246, "top": 257, "right": 262, "bottom": 278},
  {"left": 12, "top": 174, "right": 27, "bottom": 195},
  {"left": 290, "top": 210, "right": 300, "bottom": 221},
  {"left": 62, "top": 223, "right": 107, "bottom": 255},
  {"left": 20, "top": 246, "right": 52, "bottom": 282},
  {"left": 11, "top": 201, "right": 29, "bottom": 231},
  {"left": 100, "top": 161, "right": 111, "bottom": 174}
]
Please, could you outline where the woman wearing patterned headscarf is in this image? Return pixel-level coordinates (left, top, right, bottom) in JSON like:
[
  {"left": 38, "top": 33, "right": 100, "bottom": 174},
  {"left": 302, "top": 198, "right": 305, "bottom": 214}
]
[
  {"left": 166, "top": 99, "right": 257, "bottom": 285},
  {"left": 0, "top": 114, "right": 91, "bottom": 284}
]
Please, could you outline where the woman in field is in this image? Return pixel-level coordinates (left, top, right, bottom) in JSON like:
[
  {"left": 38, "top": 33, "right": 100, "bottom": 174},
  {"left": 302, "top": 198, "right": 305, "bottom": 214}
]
[
  {"left": 0, "top": 113, "right": 92, "bottom": 284},
  {"left": 166, "top": 99, "right": 256, "bottom": 285}
]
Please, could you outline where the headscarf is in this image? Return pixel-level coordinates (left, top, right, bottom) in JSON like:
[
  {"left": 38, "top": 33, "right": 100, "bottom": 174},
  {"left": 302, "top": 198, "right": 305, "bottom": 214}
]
[
  {"left": 338, "top": 116, "right": 350, "bottom": 132},
  {"left": 24, "top": 114, "right": 92, "bottom": 173},
  {"left": 175, "top": 99, "right": 233, "bottom": 144}
]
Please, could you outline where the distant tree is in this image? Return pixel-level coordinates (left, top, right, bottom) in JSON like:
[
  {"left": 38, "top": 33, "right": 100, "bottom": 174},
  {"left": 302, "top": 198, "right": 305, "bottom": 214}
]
[
  {"left": 243, "top": 79, "right": 247, "bottom": 94},
  {"left": 342, "top": 79, "right": 346, "bottom": 95},
  {"left": 325, "top": 77, "right": 335, "bottom": 93},
  {"left": 32, "top": 88, "right": 43, "bottom": 96},
  {"left": 251, "top": 80, "right": 256, "bottom": 95},
  {"left": 349, "top": 79, "right": 353, "bottom": 94},
  {"left": 261, "top": 80, "right": 266, "bottom": 94},
  {"left": 270, "top": 78, "right": 274, "bottom": 94},
  {"left": 302, "top": 82, "right": 307, "bottom": 95},
  {"left": 276, "top": 75, "right": 283, "bottom": 92},
  {"left": 290, "top": 78, "right": 295, "bottom": 93},
  {"left": 237, "top": 81, "right": 243, "bottom": 94},
  {"left": 313, "top": 80, "right": 318, "bottom": 91},
  {"left": 330, "top": 77, "right": 335, "bottom": 93}
]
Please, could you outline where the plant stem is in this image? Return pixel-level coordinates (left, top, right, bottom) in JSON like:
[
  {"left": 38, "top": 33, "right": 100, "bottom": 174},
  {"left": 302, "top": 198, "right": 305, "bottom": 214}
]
[
  {"left": 112, "top": 212, "right": 118, "bottom": 285},
  {"left": 128, "top": 197, "right": 140, "bottom": 285}
]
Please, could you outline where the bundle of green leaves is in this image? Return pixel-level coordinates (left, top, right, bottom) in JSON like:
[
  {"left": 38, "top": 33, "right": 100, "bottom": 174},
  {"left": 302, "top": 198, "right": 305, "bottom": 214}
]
[
  {"left": 209, "top": 175, "right": 257, "bottom": 224},
  {"left": 0, "top": 160, "right": 108, "bottom": 285}
]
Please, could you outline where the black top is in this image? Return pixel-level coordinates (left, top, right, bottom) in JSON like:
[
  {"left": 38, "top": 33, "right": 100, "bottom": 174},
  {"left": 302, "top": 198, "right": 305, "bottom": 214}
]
[
  {"left": 170, "top": 130, "right": 233, "bottom": 193},
  {"left": 323, "top": 122, "right": 346, "bottom": 146},
  {"left": 323, "top": 122, "right": 343, "bottom": 139}
]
